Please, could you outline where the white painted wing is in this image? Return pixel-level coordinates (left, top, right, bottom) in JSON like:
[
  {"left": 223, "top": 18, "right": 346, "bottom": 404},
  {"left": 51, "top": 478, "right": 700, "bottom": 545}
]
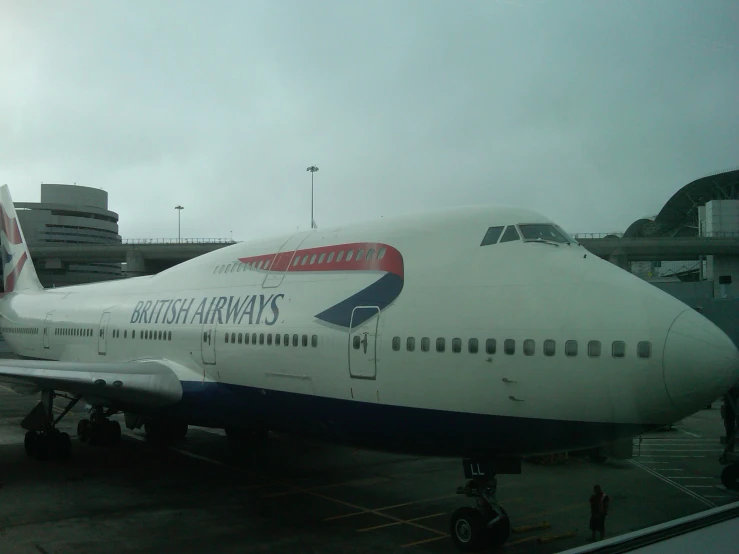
[{"left": 0, "top": 359, "right": 183, "bottom": 408}]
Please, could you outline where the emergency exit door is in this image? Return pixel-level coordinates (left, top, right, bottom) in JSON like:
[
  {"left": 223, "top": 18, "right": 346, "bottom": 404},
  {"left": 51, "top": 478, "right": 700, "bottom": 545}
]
[
  {"left": 348, "top": 306, "right": 380, "bottom": 379},
  {"left": 43, "top": 314, "right": 52, "bottom": 349},
  {"left": 98, "top": 312, "right": 111, "bottom": 355},
  {"left": 201, "top": 321, "right": 217, "bottom": 364},
  {"left": 262, "top": 231, "right": 312, "bottom": 288}
]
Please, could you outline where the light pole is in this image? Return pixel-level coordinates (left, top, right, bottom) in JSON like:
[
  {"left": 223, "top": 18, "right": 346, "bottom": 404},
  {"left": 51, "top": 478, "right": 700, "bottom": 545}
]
[
  {"left": 175, "top": 205, "right": 184, "bottom": 242},
  {"left": 306, "top": 165, "right": 319, "bottom": 229}
]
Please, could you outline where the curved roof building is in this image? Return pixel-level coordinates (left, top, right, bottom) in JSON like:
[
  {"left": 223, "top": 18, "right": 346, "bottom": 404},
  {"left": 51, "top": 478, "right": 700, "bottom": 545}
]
[{"left": 624, "top": 168, "right": 739, "bottom": 238}]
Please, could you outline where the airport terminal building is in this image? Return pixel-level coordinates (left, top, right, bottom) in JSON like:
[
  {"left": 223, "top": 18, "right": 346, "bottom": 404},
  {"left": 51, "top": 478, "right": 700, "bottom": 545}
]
[{"left": 15, "top": 184, "right": 123, "bottom": 287}]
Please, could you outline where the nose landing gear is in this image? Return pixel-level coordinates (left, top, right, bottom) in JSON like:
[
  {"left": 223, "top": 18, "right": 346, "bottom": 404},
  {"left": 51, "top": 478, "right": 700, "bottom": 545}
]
[{"left": 449, "top": 458, "right": 518, "bottom": 552}]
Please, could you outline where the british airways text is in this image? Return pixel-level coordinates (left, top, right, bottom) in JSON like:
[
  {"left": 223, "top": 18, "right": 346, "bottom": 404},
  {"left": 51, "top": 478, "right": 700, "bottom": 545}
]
[{"left": 129, "top": 294, "right": 284, "bottom": 326}]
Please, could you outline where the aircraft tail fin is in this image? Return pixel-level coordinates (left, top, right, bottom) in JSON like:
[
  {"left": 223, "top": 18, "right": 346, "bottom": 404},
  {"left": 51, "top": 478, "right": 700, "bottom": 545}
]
[{"left": 0, "top": 185, "right": 43, "bottom": 293}]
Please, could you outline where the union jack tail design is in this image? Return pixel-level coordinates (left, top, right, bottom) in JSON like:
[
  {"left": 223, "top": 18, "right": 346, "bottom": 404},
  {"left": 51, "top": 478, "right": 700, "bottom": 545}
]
[{"left": 0, "top": 185, "right": 42, "bottom": 294}]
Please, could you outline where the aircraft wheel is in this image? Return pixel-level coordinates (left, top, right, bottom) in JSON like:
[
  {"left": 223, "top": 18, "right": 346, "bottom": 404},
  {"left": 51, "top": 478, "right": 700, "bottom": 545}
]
[
  {"left": 721, "top": 463, "right": 739, "bottom": 490},
  {"left": 24, "top": 430, "right": 38, "bottom": 458},
  {"left": 55, "top": 432, "right": 72, "bottom": 461},
  {"left": 487, "top": 506, "right": 510, "bottom": 547},
  {"left": 106, "top": 420, "right": 122, "bottom": 444},
  {"left": 34, "top": 434, "right": 51, "bottom": 461},
  {"left": 450, "top": 507, "right": 487, "bottom": 552},
  {"left": 77, "top": 419, "right": 92, "bottom": 443}
]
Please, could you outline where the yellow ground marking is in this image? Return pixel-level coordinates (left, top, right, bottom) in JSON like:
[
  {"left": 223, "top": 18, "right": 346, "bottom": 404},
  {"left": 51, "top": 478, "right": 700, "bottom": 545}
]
[{"left": 358, "top": 512, "right": 445, "bottom": 532}]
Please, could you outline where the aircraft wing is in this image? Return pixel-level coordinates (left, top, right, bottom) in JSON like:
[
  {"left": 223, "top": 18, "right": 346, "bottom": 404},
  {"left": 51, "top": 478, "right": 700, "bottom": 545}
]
[{"left": 0, "top": 359, "right": 183, "bottom": 408}]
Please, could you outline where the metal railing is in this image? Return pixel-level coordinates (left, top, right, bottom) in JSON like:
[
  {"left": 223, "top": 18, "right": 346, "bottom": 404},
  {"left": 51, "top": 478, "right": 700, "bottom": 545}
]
[
  {"left": 121, "top": 238, "right": 237, "bottom": 245},
  {"left": 573, "top": 232, "right": 739, "bottom": 239}
]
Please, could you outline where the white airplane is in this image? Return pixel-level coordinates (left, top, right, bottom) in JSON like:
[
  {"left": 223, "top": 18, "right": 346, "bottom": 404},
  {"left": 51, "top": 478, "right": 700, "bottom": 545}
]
[{"left": 0, "top": 184, "right": 737, "bottom": 552}]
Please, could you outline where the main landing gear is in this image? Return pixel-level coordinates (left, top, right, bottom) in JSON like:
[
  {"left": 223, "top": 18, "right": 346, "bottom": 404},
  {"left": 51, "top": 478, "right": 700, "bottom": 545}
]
[
  {"left": 22, "top": 389, "right": 78, "bottom": 461},
  {"left": 77, "top": 407, "right": 122, "bottom": 446},
  {"left": 449, "top": 458, "right": 519, "bottom": 552},
  {"left": 22, "top": 389, "right": 121, "bottom": 461}
]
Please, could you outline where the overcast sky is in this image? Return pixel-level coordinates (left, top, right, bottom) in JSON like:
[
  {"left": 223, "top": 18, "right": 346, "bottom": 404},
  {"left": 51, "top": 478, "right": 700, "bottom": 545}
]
[{"left": 1, "top": 0, "right": 737, "bottom": 240}]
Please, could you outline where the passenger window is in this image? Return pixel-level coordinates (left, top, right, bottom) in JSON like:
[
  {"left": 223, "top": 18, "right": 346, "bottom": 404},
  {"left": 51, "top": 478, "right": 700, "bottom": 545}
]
[
  {"left": 366, "top": 249, "right": 375, "bottom": 261},
  {"left": 523, "top": 339, "right": 535, "bottom": 356},
  {"left": 504, "top": 339, "right": 515, "bottom": 355},
  {"left": 245, "top": 333, "right": 250, "bottom": 345},
  {"left": 311, "top": 335, "right": 317, "bottom": 347},
  {"left": 436, "top": 338, "right": 445, "bottom": 352},
  {"left": 284, "top": 334, "right": 289, "bottom": 346},
  {"left": 231, "top": 332, "right": 235, "bottom": 343},
  {"left": 257, "top": 261, "right": 263, "bottom": 269},
  {"left": 218, "top": 265, "right": 225, "bottom": 274},
  {"left": 452, "top": 338, "right": 461, "bottom": 353},
  {"left": 346, "top": 250, "right": 354, "bottom": 261},
  {"left": 252, "top": 333, "right": 257, "bottom": 344},
  {"left": 310, "top": 254, "right": 316, "bottom": 264},
  {"left": 486, "top": 339, "right": 496, "bottom": 355},
  {"left": 124, "top": 330, "right": 127, "bottom": 338},
  {"left": 392, "top": 337, "right": 401, "bottom": 351},
  {"left": 259, "top": 333, "right": 264, "bottom": 345},
  {"left": 232, "top": 264, "right": 238, "bottom": 272},
  {"left": 327, "top": 252, "right": 335, "bottom": 263},
  {"left": 293, "top": 256, "right": 300, "bottom": 267},
  {"left": 337, "top": 251, "right": 344, "bottom": 262},
  {"left": 302, "top": 334, "right": 308, "bottom": 347},
  {"left": 468, "top": 338, "right": 478, "bottom": 354},
  {"left": 613, "top": 341, "right": 626, "bottom": 358},
  {"left": 132, "top": 330, "right": 136, "bottom": 339},
  {"left": 293, "top": 334, "right": 298, "bottom": 347},
  {"left": 318, "top": 253, "right": 325, "bottom": 263},
  {"left": 565, "top": 340, "right": 578, "bottom": 357},
  {"left": 168, "top": 331, "right": 171, "bottom": 341},
  {"left": 499, "top": 226, "right": 520, "bottom": 243},
  {"left": 588, "top": 341, "right": 601, "bottom": 357},
  {"left": 480, "top": 226, "right": 505, "bottom": 246},
  {"left": 267, "top": 334, "right": 272, "bottom": 345},
  {"left": 378, "top": 247, "right": 387, "bottom": 260},
  {"left": 353, "top": 335, "right": 361, "bottom": 349},
  {"left": 275, "top": 333, "right": 280, "bottom": 345},
  {"left": 638, "top": 341, "right": 651, "bottom": 359},
  {"left": 421, "top": 337, "right": 430, "bottom": 352},
  {"left": 543, "top": 340, "right": 555, "bottom": 356},
  {"left": 159, "top": 331, "right": 163, "bottom": 340},
  {"left": 213, "top": 266, "right": 219, "bottom": 274},
  {"left": 301, "top": 255, "right": 309, "bottom": 265},
  {"left": 238, "top": 333, "right": 243, "bottom": 344},
  {"left": 407, "top": 337, "right": 415, "bottom": 352},
  {"left": 356, "top": 249, "right": 364, "bottom": 261},
  {"left": 263, "top": 260, "right": 270, "bottom": 270}
]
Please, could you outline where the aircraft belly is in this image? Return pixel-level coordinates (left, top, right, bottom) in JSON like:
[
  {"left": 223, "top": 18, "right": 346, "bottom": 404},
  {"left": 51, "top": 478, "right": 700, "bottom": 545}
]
[{"left": 159, "top": 381, "right": 660, "bottom": 457}]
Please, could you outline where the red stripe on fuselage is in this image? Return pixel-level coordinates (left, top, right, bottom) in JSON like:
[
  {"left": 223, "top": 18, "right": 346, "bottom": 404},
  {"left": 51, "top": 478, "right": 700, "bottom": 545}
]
[{"left": 238, "top": 242, "right": 403, "bottom": 279}]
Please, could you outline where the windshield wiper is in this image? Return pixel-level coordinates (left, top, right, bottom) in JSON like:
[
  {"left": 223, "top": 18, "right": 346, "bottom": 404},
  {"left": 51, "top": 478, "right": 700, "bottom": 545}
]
[{"left": 523, "top": 238, "right": 561, "bottom": 247}]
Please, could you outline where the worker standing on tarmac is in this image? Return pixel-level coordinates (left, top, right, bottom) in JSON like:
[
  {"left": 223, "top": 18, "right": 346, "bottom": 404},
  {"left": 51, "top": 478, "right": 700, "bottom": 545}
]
[
  {"left": 723, "top": 385, "right": 738, "bottom": 449},
  {"left": 589, "top": 485, "right": 609, "bottom": 541}
]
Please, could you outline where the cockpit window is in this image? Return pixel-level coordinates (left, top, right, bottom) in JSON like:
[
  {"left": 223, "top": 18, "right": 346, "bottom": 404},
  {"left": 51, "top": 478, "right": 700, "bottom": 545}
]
[
  {"left": 499, "top": 225, "right": 520, "bottom": 243},
  {"left": 518, "top": 224, "right": 570, "bottom": 244},
  {"left": 480, "top": 226, "right": 504, "bottom": 246}
]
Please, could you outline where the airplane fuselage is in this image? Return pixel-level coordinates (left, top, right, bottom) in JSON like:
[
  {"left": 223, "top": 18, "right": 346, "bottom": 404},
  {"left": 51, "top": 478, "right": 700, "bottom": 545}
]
[{"left": 1, "top": 206, "right": 735, "bottom": 458}]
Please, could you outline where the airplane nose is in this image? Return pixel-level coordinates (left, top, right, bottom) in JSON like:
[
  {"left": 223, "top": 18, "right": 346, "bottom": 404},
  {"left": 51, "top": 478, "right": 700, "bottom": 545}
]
[{"left": 663, "top": 309, "right": 739, "bottom": 413}]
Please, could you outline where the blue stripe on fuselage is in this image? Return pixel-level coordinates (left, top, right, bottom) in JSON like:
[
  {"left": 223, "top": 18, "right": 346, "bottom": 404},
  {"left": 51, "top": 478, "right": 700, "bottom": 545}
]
[
  {"left": 149, "top": 381, "right": 657, "bottom": 458},
  {"left": 314, "top": 273, "right": 404, "bottom": 328}
]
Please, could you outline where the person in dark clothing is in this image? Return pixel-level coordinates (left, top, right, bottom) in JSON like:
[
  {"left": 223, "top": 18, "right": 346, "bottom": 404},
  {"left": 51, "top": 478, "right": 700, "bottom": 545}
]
[
  {"left": 723, "top": 386, "right": 738, "bottom": 449},
  {"left": 589, "top": 484, "right": 609, "bottom": 541}
]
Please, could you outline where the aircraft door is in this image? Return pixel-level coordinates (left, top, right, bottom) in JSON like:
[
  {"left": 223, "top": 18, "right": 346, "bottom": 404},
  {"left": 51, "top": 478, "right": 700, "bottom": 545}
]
[
  {"left": 43, "top": 314, "right": 52, "bottom": 349},
  {"left": 201, "top": 321, "right": 217, "bottom": 365},
  {"left": 348, "top": 306, "right": 380, "bottom": 379},
  {"left": 98, "top": 312, "right": 111, "bottom": 355},
  {"left": 262, "top": 231, "right": 313, "bottom": 288}
]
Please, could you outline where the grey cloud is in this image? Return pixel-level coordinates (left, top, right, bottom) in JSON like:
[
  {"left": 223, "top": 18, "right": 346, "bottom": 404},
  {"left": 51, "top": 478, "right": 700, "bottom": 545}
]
[{"left": 1, "top": 0, "right": 737, "bottom": 240}]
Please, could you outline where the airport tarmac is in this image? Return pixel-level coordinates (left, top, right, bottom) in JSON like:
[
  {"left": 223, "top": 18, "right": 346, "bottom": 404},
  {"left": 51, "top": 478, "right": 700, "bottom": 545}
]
[{"left": 0, "top": 386, "right": 737, "bottom": 554}]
